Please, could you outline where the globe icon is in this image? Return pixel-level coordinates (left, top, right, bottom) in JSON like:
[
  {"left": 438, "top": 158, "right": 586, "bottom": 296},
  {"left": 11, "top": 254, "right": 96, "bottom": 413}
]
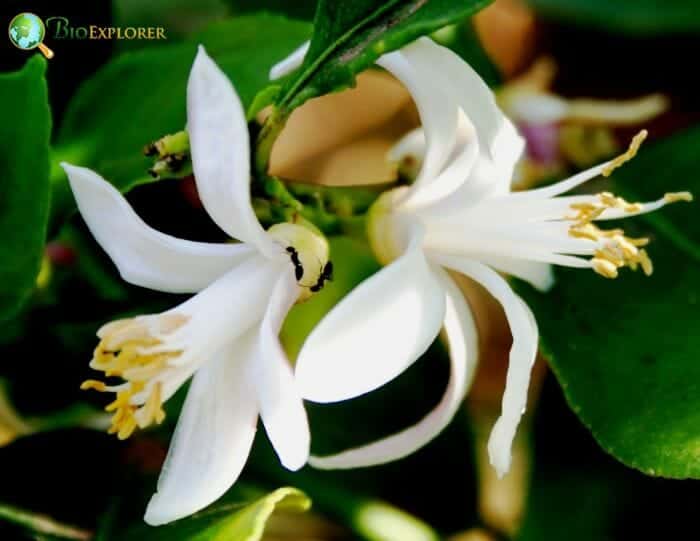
[
  {"left": 8, "top": 13, "right": 53, "bottom": 58},
  {"left": 9, "top": 13, "right": 44, "bottom": 49}
]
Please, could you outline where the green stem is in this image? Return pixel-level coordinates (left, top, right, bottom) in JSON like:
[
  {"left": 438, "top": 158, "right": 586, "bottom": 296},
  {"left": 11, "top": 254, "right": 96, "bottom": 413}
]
[
  {"left": 0, "top": 504, "right": 92, "bottom": 540},
  {"left": 254, "top": 107, "right": 288, "bottom": 178}
]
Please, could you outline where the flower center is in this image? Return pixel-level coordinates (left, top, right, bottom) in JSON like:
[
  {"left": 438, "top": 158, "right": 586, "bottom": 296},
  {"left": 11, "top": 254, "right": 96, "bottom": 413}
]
[
  {"left": 268, "top": 222, "right": 331, "bottom": 298},
  {"left": 81, "top": 314, "right": 187, "bottom": 439},
  {"left": 367, "top": 187, "right": 413, "bottom": 265}
]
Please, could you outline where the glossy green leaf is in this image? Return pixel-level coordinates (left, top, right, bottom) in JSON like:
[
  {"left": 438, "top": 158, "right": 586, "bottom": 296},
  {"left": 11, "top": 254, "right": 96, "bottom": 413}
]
[
  {"left": 518, "top": 126, "right": 700, "bottom": 478},
  {"left": 122, "top": 487, "right": 310, "bottom": 541},
  {"left": 276, "top": 0, "right": 493, "bottom": 113},
  {"left": 0, "top": 56, "right": 51, "bottom": 322},
  {"left": 528, "top": 0, "right": 700, "bottom": 34},
  {"left": 51, "top": 15, "right": 311, "bottom": 229}
]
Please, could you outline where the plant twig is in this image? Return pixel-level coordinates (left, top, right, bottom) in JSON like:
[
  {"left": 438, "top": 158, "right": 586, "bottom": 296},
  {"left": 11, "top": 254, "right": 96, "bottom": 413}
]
[{"left": 0, "top": 503, "right": 92, "bottom": 540}]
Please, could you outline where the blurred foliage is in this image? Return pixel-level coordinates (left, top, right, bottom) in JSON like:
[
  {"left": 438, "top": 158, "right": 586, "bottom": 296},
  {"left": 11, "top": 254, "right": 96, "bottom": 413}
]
[
  {"left": 528, "top": 0, "right": 700, "bottom": 34},
  {"left": 120, "top": 487, "right": 311, "bottom": 541},
  {"left": 0, "top": 57, "right": 51, "bottom": 322},
  {"left": 517, "top": 377, "right": 699, "bottom": 540}
]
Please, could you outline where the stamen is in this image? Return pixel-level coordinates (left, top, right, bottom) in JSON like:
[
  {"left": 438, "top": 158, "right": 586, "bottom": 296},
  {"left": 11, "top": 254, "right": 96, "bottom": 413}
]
[
  {"left": 565, "top": 176, "right": 692, "bottom": 279},
  {"left": 568, "top": 197, "right": 653, "bottom": 279},
  {"left": 81, "top": 315, "right": 186, "bottom": 439},
  {"left": 592, "top": 258, "right": 618, "bottom": 278},
  {"left": 664, "top": 191, "right": 693, "bottom": 203},
  {"left": 602, "top": 129, "right": 647, "bottom": 177}
]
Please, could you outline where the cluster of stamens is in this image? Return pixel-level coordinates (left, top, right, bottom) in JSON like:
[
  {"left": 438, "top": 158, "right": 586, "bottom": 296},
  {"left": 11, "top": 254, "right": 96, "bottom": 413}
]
[
  {"left": 567, "top": 191, "right": 692, "bottom": 279},
  {"left": 80, "top": 315, "right": 186, "bottom": 439}
]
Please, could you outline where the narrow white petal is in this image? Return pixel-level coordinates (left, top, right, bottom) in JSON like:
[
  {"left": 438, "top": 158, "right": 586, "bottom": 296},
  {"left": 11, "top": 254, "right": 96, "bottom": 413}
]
[
  {"left": 432, "top": 255, "right": 538, "bottom": 478},
  {"left": 295, "top": 230, "right": 446, "bottom": 403},
  {"left": 510, "top": 161, "right": 609, "bottom": 200},
  {"left": 423, "top": 112, "right": 480, "bottom": 204},
  {"left": 253, "top": 269, "right": 310, "bottom": 471},
  {"left": 405, "top": 38, "right": 524, "bottom": 183},
  {"left": 378, "top": 48, "right": 459, "bottom": 207},
  {"left": 62, "top": 163, "right": 255, "bottom": 293},
  {"left": 162, "top": 256, "right": 283, "bottom": 369},
  {"left": 475, "top": 255, "right": 554, "bottom": 292},
  {"left": 269, "top": 41, "right": 310, "bottom": 80},
  {"left": 423, "top": 221, "right": 594, "bottom": 269},
  {"left": 144, "top": 340, "right": 258, "bottom": 525},
  {"left": 187, "top": 46, "right": 278, "bottom": 257},
  {"left": 309, "top": 267, "right": 477, "bottom": 469}
]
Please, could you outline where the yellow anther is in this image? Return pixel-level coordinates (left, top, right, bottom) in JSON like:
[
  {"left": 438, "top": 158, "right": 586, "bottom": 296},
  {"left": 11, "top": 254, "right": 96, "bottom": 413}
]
[
  {"left": 595, "top": 247, "right": 624, "bottom": 267},
  {"left": 569, "top": 224, "right": 600, "bottom": 241},
  {"left": 569, "top": 205, "right": 656, "bottom": 279},
  {"left": 628, "top": 237, "right": 650, "bottom": 247},
  {"left": 602, "top": 129, "right": 647, "bottom": 177},
  {"left": 599, "top": 192, "right": 643, "bottom": 213},
  {"left": 592, "top": 258, "right": 619, "bottom": 278},
  {"left": 664, "top": 191, "right": 693, "bottom": 203},
  {"left": 82, "top": 316, "right": 187, "bottom": 440},
  {"left": 117, "top": 417, "right": 137, "bottom": 440},
  {"left": 638, "top": 249, "right": 653, "bottom": 276},
  {"left": 80, "top": 380, "right": 106, "bottom": 392}
]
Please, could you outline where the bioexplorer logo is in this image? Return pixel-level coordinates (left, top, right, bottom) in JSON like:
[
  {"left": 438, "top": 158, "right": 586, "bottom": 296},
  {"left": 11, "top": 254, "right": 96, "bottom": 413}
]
[
  {"left": 8, "top": 12, "right": 54, "bottom": 58},
  {"left": 8, "top": 13, "right": 167, "bottom": 59}
]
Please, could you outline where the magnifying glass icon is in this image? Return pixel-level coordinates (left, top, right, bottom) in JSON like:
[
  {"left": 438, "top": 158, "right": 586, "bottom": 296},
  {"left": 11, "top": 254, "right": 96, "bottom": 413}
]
[{"left": 8, "top": 13, "right": 55, "bottom": 59}]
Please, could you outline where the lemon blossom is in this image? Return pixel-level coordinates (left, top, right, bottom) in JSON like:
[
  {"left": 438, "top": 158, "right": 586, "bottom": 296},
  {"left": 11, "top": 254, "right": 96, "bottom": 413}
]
[
  {"left": 62, "top": 47, "right": 332, "bottom": 525},
  {"left": 275, "top": 38, "right": 691, "bottom": 477}
]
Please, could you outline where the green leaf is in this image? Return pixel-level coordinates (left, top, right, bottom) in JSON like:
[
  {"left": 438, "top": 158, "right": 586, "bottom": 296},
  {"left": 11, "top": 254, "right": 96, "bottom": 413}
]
[
  {"left": 113, "top": 0, "right": 229, "bottom": 48},
  {"left": 225, "top": 0, "right": 316, "bottom": 20},
  {"left": 276, "top": 0, "right": 493, "bottom": 113},
  {"left": 0, "top": 56, "right": 51, "bottom": 322},
  {"left": 122, "top": 487, "right": 310, "bottom": 541},
  {"left": 528, "top": 0, "right": 700, "bottom": 34},
  {"left": 518, "top": 126, "right": 700, "bottom": 478},
  {"left": 51, "top": 14, "right": 311, "bottom": 229}
]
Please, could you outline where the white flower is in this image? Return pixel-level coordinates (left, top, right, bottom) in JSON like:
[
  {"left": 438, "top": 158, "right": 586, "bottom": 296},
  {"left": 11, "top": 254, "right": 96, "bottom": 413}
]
[
  {"left": 62, "top": 46, "right": 332, "bottom": 526},
  {"left": 285, "top": 38, "right": 691, "bottom": 477},
  {"left": 498, "top": 56, "right": 669, "bottom": 127}
]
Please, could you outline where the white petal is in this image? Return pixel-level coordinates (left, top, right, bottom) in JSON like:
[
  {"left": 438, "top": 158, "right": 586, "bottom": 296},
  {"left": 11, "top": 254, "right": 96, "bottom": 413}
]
[
  {"left": 160, "top": 256, "right": 283, "bottom": 369},
  {"left": 422, "top": 219, "right": 594, "bottom": 269},
  {"left": 508, "top": 160, "right": 610, "bottom": 200},
  {"left": 144, "top": 340, "right": 258, "bottom": 525},
  {"left": 253, "top": 269, "right": 310, "bottom": 471},
  {"left": 388, "top": 113, "right": 480, "bottom": 207},
  {"left": 269, "top": 41, "right": 310, "bottom": 80},
  {"left": 309, "top": 267, "right": 477, "bottom": 469},
  {"left": 405, "top": 38, "right": 524, "bottom": 184},
  {"left": 476, "top": 255, "right": 554, "bottom": 292},
  {"left": 295, "top": 229, "right": 446, "bottom": 403},
  {"left": 378, "top": 47, "right": 459, "bottom": 207},
  {"left": 507, "top": 93, "right": 570, "bottom": 124},
  {"left": 387, "top": 127, "right": 425, "bottom": 168},
  {"left": 432, "top": 255, "right": 538, "bottom": 478},
  {"left": 187, "top": 46, "right": 279, "bottom": 257},
  {"left": 62, "top": 163, "right": 255, "bottom": 293}
]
